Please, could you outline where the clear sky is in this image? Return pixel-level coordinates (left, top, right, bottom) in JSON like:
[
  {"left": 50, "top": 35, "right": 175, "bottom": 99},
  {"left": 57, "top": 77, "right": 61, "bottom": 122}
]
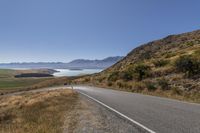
[{"left": 0, "top": 0, "right": 200, "bottom": 63}]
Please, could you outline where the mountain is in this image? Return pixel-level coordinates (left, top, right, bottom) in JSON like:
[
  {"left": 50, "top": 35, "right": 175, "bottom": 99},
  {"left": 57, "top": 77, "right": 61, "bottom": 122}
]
[
  {"left": 78, "top": 29, "right": 200, "bottom": 102},
  {"left": 0, "top": 62, "right": 65, "bottom": 69},
  {"left": 67, "top": 56, "right": 123, "bottom": 69},
  {"left": 0, "top": 56, "right": 123, "bottom": 69}
]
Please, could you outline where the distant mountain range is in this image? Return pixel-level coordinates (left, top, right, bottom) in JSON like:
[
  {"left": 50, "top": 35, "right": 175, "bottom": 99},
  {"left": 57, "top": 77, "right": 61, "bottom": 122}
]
[{"left": 0, "top": 56, "right": 123, "bottom": 69}]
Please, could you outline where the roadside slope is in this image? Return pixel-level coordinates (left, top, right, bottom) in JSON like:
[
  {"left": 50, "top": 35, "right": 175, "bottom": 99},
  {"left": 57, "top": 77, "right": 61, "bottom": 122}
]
[{"left": 76, "top": 29, "right": 200, "bottom": 103}]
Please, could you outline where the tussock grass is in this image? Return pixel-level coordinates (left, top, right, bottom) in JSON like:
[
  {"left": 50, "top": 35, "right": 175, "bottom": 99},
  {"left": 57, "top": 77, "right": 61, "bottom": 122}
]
[{"left": 0, "top": 89, "right": 78, "bottom": 133}]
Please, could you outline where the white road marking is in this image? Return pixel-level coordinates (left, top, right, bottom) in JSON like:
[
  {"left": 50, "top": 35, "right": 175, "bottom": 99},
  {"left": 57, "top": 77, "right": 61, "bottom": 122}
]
[{"left": 76, "top": 90, "right": 156, "bottom": 133}]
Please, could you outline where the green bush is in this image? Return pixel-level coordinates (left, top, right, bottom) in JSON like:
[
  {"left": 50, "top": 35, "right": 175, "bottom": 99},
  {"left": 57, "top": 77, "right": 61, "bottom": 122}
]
[
  {"left": 108, "top": 70, "right": 133, "bottom": 82},
  {"left": 175, "top": 55, "right": 200, "bottom": 77},
  {"left": 158, "top": 78, "right": 169, "bottom": 90},
  {"left": 120, "top": 71, "right": 133, "bottom": 81},
  {"left": 133, "top": 64, "right": 151, "bottom": 81},
  {"left": 108, "top": 72, "right": 119, "bottom": 82},
  {"left": 145, "top": 82, "right": 157, "bottom": 91},
  {"left": 186, "top": 41, "right": 194, "bottom": 47},
  {"left": 153, "top": 59, "right": 169, "bottom": 67}
]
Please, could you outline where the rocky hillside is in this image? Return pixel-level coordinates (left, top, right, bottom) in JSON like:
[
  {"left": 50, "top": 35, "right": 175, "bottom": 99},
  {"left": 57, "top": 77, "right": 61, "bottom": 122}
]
[
  {"left": 106, "top": 30, "right": 200, "bottom": 72},
  {"left": 77, "top": 29, "right": 200, "bottom": 103}
]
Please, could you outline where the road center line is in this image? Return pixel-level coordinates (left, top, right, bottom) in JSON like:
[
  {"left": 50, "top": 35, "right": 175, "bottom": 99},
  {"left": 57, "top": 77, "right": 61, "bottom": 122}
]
[{"left": 76, "top": 90, "right": 156, "bottom": 133}]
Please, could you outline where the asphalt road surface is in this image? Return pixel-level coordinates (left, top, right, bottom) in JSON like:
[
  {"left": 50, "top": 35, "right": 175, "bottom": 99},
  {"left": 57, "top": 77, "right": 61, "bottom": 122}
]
[{"left": 74, "top": 86, "right": 200, "bottom": 133}]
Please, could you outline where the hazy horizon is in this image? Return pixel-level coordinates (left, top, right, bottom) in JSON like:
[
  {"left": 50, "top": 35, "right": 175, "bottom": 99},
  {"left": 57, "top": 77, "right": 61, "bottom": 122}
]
[
  {"left": 0, "top": 0, "right": 200, "bottom": 63},
  {"left": 0, "top": 56, "right": 123, "bottom": 64}
]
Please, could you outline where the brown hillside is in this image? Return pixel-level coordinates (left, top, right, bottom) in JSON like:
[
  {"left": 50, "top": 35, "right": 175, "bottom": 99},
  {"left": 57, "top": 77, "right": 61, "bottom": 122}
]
[{"left": 76, "top": 29, "right": 200, "bottom": 103}]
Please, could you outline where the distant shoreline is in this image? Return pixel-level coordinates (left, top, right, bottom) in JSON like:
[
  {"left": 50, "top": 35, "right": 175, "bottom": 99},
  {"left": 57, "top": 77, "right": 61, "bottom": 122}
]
[{"left": 68, "top": 68, "right": 83, "bottom": 71}]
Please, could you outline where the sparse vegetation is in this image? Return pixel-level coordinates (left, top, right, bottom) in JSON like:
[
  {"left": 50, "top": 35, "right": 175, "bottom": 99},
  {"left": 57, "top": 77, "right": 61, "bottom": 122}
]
[
  {"left": 157, "top": 78, "right": 169, "bottom": 90},
  {"left": 171, "top": 87, "right": 182, "bottom": 95},
  {"left": 153, "top": 59, "right": 169, "bottom": 67},
  {"left": 76, "top": 30, "right": 200, "bottom": 103},
  {"left": 145, "top": 81, "right": 157, "bottom": 91},
  {"left": 140, "top": 51, "right": 152, "bottom": 60},
  {"left": 0, "top": 89, "right": 78, "bottom": 133},
  {"left": 120, "top": 71, "right": 133, "bottom": 81},
  {"left": 133, "top": 64, "right": 151, "bottom": 81},
  {"left": 84, "top": 77, "right": 90, "bottom": 82},
  {"left": 175, "top": 55, "right": 200, "bottom": 77},
  {"left": 107, "top": 82, "right": 113, "bottom": 86},
  {"left": 108, "top": 72, "right": 119, "bottom": 82},
  {"left": 165, "top": 52, "right": 176, "bottom": 58}
]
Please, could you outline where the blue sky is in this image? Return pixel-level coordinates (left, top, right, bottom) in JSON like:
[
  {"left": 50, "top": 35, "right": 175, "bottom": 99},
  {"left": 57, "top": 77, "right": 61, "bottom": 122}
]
[{"left": 0, "top": 0, "right": 200, "bottom": 63}]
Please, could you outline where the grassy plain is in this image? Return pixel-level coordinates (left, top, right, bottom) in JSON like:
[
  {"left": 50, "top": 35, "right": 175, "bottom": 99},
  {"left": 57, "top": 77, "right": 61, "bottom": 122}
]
[{"left": 0, "top": 69, "right": 69, "bottom": 94}]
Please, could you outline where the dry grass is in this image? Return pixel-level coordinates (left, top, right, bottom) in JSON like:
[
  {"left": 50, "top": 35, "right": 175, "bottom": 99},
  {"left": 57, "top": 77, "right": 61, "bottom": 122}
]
[
  {"left": 0, "top": 89, "right": 78, "bottom": 133},
  {"left": 0, "top": 77, "right": 70, "bottom": 95},
  {"left": 0, "top": 69, "right": 73, "bottom": 95}
]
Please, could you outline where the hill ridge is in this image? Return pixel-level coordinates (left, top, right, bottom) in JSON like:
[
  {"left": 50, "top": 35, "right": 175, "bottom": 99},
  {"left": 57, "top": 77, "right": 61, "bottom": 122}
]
[{"left": 78, "top": 29, "right": 200, "bottom": 103}]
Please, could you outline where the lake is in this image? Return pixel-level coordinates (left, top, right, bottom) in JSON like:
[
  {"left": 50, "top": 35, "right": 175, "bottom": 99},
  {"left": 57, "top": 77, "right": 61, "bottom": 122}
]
[
  {"left": 53, "top": 69, "right": 103, "bottom": 77},
  {"left": 5, "top": 68, "right": 103, "bottom": 77}
]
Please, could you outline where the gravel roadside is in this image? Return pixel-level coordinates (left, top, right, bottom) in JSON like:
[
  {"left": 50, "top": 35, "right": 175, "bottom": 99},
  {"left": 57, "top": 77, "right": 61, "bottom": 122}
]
[{"left": 63, "top": 94, "right": 141, "bottom": 133}]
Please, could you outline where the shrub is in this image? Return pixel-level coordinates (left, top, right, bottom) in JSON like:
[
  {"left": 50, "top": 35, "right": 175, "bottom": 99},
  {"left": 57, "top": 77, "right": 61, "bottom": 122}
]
[
  {"left": 145, "top": 82, "right": 157, "bottom": 91},
  {"left": 140, "top": 51, "right": 152, "bottom": 60},
  {"left": 107, "top": 82, "right": 113, "bottom": 86},
  {"left": 98, "top": 78, "right": 104, "bottom": 83},
  {"left": 122, "top": 83, "right": 132, "bottom": 90},
  {"left": 172, "top": 87, "right": 182, "bottom": 95},
  {"left": 116, "top": 82, "right": 132, "bottom": 89},
  {"left": 84, "top": 78, "right": 90, "bottom": 82},
  {"left": 158, "top": 78, "right": 169, "bottom": 90},
  {"left": 120, "top": 71, "right": 133, "bottom": 81},
  {"left": 153, "top": 59, "right": 169, "bottom": 67},
  {"left": 194, "top": 49, "right": 200, "bottom": 56},
  {"left": 175, "top": 55, "right": 200, "bottom": 77},
  {"left": 165, "top": 52, "right": 176, "bottom": 58},
  {"left": 117, "top": 81, "right": 123, "bottom": 88},
  {"left": 133, "top": 64, "right": 151, "bottom": 81},
  {"left": 133, "top": 82, "right": 145, "bottom": 92},
  {"left": 108, "top": 72, "right": 119, "bottom": 82},
  {"left": 186, "top": 41, "right": 194, "bottom": 47}
]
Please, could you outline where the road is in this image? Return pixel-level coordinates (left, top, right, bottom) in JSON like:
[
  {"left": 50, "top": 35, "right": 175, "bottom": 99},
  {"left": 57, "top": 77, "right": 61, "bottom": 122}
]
[
  {"left": 0, "top": 85, "right": 140, "bottom": 133},
  {"left": 2, "top": 85, "right": 200, "bottom": 133},
  {"left": 74, "top": 85, "right": 200, "bottom": 133}
]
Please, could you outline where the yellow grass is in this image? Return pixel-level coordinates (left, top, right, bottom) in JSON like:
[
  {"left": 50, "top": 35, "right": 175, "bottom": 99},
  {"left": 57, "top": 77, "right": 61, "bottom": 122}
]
[{"left": 0, "top": 89, "right": 78, "bottom": 133}]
